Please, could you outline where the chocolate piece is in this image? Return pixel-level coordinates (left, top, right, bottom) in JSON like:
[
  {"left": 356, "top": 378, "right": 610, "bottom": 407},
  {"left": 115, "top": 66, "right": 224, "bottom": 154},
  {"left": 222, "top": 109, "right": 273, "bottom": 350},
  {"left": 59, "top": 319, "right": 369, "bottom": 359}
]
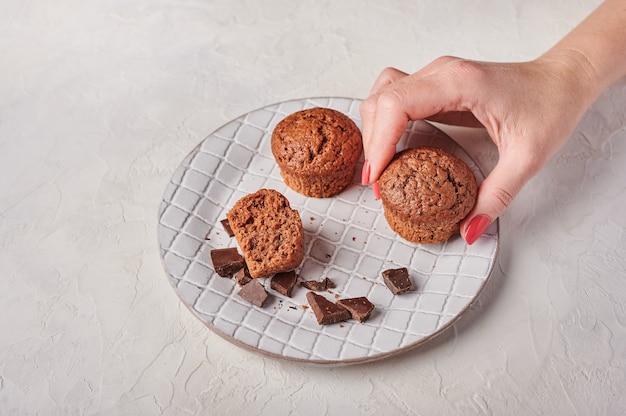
[
  {"left": 271, "top": 270, "right": 298, "bottom": 297},
  {"left": 300, "top": 277, "right": 336, "bottom": 292},
  {"left": 306, "top": 292, "right": 350, "bottom": 325},
  {"left": 234, "top": 265, "right": 252, "bottom": 286},
  {"left": 210, "top": 247, "right": 245, "bottom": 277},
  {"left": 220, "top": 218, "right": 234, "bottom": 237},
  {"left": 336, "top": 297, "right": 375, "bottom": 323},
  {"left": 238, "top": 279, "right": 268, "bottom": 307},
  {"left": 382, "top": 267, "right": 412, "bottom": 295}
]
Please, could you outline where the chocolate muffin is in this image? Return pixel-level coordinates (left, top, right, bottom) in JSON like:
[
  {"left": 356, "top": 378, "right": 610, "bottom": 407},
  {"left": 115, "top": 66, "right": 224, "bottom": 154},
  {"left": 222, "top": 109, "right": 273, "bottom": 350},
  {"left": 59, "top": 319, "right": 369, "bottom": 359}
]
[
  {"left": 226, "top": 189, "right": 304, "bottom": 278},
  {"left": 379, "top": 147, "right": 477, "bottom": 244},
  {"left": 271, "top": 107, "right": 362, "bottom": 198}
]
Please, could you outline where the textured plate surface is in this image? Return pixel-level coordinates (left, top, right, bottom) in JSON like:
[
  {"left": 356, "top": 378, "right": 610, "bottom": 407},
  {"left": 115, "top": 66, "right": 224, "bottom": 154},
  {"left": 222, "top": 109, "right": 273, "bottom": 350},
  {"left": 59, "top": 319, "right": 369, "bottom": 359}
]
[{"left": 157, "top": 97, "right": 498, "bottom": 364}]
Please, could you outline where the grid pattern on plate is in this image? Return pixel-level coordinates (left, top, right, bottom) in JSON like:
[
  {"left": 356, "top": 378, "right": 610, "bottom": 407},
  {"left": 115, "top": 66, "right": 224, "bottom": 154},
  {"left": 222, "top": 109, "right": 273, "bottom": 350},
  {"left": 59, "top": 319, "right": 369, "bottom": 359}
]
[{"left": 158, "top": 97, "right": 498, "bottom": 363}]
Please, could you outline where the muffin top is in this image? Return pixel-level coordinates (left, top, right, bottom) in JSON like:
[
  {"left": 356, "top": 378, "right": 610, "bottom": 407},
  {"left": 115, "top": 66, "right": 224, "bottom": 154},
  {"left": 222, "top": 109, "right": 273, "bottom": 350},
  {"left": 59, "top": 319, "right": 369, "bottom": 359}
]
[
  {"left": 379, "top": 147, "right": 477, "bottom": 225},
  {"left": 271, "top": 107, "right": 362, "bottom": 174}
]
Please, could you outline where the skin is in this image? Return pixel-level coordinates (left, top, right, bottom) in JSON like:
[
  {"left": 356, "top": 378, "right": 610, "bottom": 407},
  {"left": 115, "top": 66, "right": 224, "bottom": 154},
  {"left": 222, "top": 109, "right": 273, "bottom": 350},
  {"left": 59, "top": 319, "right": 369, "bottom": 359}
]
[{"left": 360, "top": 0, "right": 626, "bottom": 244}]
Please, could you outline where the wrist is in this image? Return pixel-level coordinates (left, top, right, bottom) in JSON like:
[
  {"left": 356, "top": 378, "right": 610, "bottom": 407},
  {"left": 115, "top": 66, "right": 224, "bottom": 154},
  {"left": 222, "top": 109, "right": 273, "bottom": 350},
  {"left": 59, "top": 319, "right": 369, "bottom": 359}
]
[
  {"left": 536, "top": 48, "right": 602, "bottom": 112},
  {"left": 538, "top": 0, "right": 626, "bottom": 105}
]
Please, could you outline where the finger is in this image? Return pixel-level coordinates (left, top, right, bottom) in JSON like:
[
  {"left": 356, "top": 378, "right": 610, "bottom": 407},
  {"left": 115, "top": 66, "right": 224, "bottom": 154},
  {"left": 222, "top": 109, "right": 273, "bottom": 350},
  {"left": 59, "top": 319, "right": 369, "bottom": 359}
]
[
  {"left": 365, "top": 89, "right": 413, "bottom": 181},
  {"left": 366, "top": 73, "right": 466, "bottom": 181},
  {"left": 364, "top": 57, "right": 485, "bottom": 183},
  {"left": 360, "top": 67, "right": 409, "bottom": 159},
  {"left": 369, "top": 67, "right": 409, "bottom": 95},
  {"left": 460, "top": 151, "right": 539, "bottom": 244}
]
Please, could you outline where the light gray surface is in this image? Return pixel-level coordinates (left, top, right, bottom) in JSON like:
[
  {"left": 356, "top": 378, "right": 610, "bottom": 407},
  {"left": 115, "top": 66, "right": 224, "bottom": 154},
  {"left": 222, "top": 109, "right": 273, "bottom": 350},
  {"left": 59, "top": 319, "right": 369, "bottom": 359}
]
[{"left": 2, "top": 0, "right": 625, "bottom": 414}]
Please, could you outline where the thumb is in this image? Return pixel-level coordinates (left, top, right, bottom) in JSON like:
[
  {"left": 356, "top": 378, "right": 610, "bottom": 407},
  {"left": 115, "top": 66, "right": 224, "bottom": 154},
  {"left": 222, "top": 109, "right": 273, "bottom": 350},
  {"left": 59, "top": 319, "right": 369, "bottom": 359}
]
[{"left": 461, "top": 152, "right": 537, "bottom": 244}]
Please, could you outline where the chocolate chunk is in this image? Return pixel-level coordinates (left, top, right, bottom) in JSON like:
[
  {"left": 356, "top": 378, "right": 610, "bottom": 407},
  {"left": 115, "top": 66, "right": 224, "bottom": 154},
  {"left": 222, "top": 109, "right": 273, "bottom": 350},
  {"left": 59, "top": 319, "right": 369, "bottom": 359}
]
[
  {"left": 270, "top": 270, "right": 298, "bottom": 297},
  {"left": 220, "top": 218, "right": 234, "bottom": 237},
  {"left": 382, "top": 267, "right": 412, "bottom": 295},
  {"left": 300, "top": 277, "right": 336, "bottom": 292},
  {"left": 210, "top": 247, "right": 245, "bottom": 277},
  {"left": 234, "top": 265, "right": 252, "bottom": 286},
  {"left": 306, "top": 292, "right": 350, "bottom": 325},
  {"left": 336, "top": 297, "right": 375, "bottom": 323},
  {"left": 238, "top": 279, "right": 268, "bottom": 307}
]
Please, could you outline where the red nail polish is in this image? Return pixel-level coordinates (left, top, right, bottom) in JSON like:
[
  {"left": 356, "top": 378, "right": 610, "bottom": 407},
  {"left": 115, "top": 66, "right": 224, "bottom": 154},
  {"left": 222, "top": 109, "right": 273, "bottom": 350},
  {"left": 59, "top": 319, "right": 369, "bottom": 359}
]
[
  {"left": 361, "top": 160, "right": 371, "bottom": 185},
  {"left": 372, "top": 182, "right": 381, "bottom": 200},
  {"left": 465, "top": 215, "right": 490, "bottom": 245}
]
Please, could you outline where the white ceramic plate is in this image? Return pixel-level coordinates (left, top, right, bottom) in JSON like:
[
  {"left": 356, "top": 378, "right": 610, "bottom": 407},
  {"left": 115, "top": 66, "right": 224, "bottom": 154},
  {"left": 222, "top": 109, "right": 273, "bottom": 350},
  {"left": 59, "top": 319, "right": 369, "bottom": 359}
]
[{"left": 158, "top": 97, "right": 498, "bottom": 364}]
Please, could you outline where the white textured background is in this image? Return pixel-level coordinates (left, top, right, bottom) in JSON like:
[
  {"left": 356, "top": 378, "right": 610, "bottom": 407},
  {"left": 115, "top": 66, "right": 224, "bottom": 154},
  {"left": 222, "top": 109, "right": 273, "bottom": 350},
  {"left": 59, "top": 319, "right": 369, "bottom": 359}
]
[{"left": 2, "top": 0, "right": 625, "bottom": 415}]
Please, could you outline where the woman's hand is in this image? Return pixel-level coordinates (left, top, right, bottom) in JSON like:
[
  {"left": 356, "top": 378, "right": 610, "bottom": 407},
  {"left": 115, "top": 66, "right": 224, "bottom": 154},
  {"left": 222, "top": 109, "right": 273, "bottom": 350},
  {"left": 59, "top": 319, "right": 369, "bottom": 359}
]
[
  {"left": 360, "top": 55, "right": 595, "bottom": 243},
  {"left": 360, "top": 0, "right": 626, "bottom": 244}
]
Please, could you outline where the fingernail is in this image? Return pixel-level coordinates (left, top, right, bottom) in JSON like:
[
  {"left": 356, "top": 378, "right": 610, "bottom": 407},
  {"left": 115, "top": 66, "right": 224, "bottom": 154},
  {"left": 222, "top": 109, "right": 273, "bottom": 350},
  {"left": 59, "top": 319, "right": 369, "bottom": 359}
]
[
  {"left": 361, "top": 160, "right": 371, "bottom": 185},
  {"left": 372, "top": 182, "right": 381, "bottom": 200},
  {"left": 464, "top": 215, "right": 490, "bottom": 245}
]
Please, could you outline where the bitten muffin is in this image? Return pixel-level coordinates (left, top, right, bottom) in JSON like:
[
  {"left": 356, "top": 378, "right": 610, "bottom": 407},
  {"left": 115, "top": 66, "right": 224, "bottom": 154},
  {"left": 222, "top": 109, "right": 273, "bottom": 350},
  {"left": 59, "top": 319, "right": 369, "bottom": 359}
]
[
  {"left": 271, "top": 107, "right": 362, "bottom": 198},
  {"left": 379, "top": 147, "right": 477, "bottom": 244},
  {"left": 226, "top": 189, "right": 304, "bottom": 278}
]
